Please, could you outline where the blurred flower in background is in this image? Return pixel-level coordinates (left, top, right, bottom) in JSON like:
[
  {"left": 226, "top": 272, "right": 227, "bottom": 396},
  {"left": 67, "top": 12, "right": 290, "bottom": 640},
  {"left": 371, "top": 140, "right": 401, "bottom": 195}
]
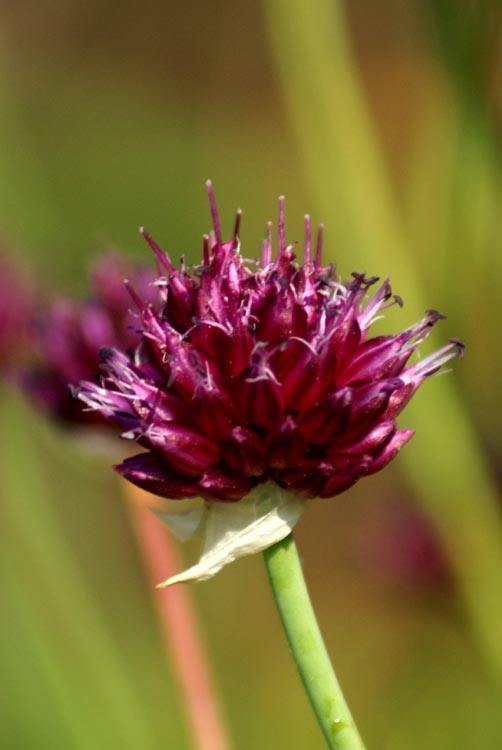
[
  {"left": 352, "top": 495, "right": 452, "bottom": 590},
  {"left": 21, "top": 253, "right": 157, "bottom": 424}
]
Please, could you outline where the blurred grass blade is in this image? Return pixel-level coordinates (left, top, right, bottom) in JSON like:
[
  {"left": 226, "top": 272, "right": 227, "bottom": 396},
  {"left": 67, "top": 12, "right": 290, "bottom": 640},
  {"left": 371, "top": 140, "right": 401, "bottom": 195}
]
[
  {"left": 0, "top": 388, "right": 177, "bottom": 749},
  {"left": 264, "top": 0, "right": 501, "bottom": 673}
]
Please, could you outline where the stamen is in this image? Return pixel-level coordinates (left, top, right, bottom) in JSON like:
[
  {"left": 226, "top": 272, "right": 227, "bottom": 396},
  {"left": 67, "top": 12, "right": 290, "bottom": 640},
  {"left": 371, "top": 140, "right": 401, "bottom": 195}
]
[
  {"left": 405, "top": 340, "right": 462, "bottom": 380},
  {"left": 425, "top": 309, "right": 447, "bottom": 326},
  {"left": 124, "top": 279, "right": 145, "bottom": 312},
  {"left": 202, "top": 234, "right": 210, "bottom": 266},
  {"left": 289, "top": 335, "right": 318, "bottom": 356},
  {"left": 278, "top": 196, "right": 286, "bottom": 255},
  {"left": 233, "top": 209, "right": 242, "bottom": 245},
  {"left": 140, "top": 227, "right": 174, "bottom": 273},
  {"left": 206, "top": 179, "right": 222, "bottom": 244},
  {"left": 304, "top": 215, "right": 311, "bottom": 265},
  {"left": 262, "top": 221, "right": 272, "bottom": 266}
]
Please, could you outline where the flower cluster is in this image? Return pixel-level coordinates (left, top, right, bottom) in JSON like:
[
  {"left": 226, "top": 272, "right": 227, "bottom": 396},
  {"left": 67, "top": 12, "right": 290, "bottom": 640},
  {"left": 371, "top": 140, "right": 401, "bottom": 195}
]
[
  {"left": 75, "top": 184, "right": 463, "bottom": 502},
  {"left": 23, "top": 254, "right": 157, "bottom": 423}
]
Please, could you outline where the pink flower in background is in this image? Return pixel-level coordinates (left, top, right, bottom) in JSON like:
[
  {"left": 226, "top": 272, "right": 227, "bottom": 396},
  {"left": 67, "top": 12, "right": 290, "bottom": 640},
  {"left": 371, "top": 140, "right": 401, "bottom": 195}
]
[
  {"left": 75, "top": 185, "right": 463, "bottom": 502},
  {"left": 23, "top": 254, "right": 157, "bottom": 423},
  {"left": 353, "top": 497, "right": 452, "bottom": 589}
]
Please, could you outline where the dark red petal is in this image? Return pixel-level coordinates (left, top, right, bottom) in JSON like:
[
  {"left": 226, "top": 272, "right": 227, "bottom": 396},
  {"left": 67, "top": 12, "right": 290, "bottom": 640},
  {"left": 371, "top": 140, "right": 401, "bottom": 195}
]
[
  {"left": 164, "top": 273, "right": 197, "bottom": 331},
  {"left": 277, "top": 459, "right": 330, "bottom": 499},
  {"left": 142, "top": 424, "right": 221, "bottom": 476},
  {"left": 236, "top": 373, "right": 285, "bottom": 429},
  {"left": 223, "top": 426, "right": 265, "bottom": 476},
  {"left": 265, "top": 416, "right": 307, "bottom": 468},
  {"left": 198, "top": 469, "right": 252, "bottom": 502},
  {"left": 115, "top": 453, "right": 199, "bottom": 499},
  {"left": 297, "top": 388, "right": 352, "bottom": 443},
  {"left": 278, "top": 339, "right": 337, "bottom": 412},
  {"left": 257, "top": 293, "right": 308, "bottom": 344},
  {"left": 188, "top": 322, "right": 230, "bottom": 365},
  {"left": 335, "top": 335, "right": 404, "bottom": 384},
  {"left": 227, "top": 325, "right": 255, "bottom": 379},
  {"left": 134, "top": 387, "right": 194, "bottom": 425},
  {"left": 326, "top": 419, "right": 396, "bottom": 458},
  {"left": 330, "top": 315, "right": 362, "bottom": 374},
  {"left": 193, "top": 387, "right": 240, "bottom": 441},
  {"left": 365, "top": 429, "right": 414, "bottom": 474},
  {"left": 347, "top": 380, "right": 403, "bottom": 437},
  {"left": 319, "top": 469, "right": 362, "bottom": 498},
  {"left": 383, "top": 382, "right": 418, "bottom": 419}
]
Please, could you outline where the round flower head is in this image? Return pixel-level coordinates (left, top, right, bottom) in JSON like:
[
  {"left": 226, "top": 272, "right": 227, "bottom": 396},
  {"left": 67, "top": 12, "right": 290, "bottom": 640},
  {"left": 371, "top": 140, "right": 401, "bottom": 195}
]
[
  {"left": 23, "top": 253, "right": 157, "bottom": 423},
  {"left": 75, "top": 183, "right": 464, "bottom": 502}
]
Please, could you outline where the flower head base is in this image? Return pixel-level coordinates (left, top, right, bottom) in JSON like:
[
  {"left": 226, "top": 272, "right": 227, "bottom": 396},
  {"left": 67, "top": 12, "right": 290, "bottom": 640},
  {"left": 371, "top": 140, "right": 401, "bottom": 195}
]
[{"left": 76, "top": 183, "right": 463, "bottom": 503}]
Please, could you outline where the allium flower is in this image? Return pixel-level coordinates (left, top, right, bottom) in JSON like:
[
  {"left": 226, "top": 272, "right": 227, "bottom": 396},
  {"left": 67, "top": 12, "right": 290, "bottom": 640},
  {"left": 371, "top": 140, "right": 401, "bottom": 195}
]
[
  {"left": 23, "top": 254, "right": 157, "bottom": 423},
  {"left": 75, "top": 184, "right": 464, "bottom": 504}
]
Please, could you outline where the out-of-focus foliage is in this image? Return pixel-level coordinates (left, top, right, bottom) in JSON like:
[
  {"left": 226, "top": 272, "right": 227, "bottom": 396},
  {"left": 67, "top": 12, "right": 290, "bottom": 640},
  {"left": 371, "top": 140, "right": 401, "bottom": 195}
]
[{"left": 0, "top": 1, "right": 500, "bottom": 749}]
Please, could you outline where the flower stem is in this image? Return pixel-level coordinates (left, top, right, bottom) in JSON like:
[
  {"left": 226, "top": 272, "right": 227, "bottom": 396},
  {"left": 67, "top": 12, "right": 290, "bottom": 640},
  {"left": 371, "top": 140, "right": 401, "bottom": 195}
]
[{"left": 263, "top": 533, "right": 366, "bottom": 750}]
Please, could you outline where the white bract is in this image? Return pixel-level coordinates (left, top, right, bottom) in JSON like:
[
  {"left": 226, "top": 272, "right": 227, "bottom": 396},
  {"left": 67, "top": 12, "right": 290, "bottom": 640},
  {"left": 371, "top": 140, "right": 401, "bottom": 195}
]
[{"left": 155, "top": 482, "right": 306, "bottom": 585}]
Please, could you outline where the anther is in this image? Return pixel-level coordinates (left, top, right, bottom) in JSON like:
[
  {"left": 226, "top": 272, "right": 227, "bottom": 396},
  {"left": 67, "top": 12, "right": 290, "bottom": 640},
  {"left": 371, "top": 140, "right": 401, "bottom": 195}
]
[{"left": 450, "top": 338, "right": 466, "bottom": 356}]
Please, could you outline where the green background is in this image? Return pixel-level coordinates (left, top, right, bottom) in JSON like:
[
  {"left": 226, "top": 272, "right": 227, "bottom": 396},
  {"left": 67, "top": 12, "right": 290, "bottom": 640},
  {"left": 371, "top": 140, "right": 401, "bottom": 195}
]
[{"left": 0, "top": 1, "right": 500, "bottom": 748}]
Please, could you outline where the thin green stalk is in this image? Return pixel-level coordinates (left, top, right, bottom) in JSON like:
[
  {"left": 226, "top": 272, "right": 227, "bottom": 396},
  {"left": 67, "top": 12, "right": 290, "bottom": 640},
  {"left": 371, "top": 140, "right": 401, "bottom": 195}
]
[
  {"left": 264, "top": 0, "right": 501, "bottom": 676},
  {"left": 263, "top": 533, "right": 366, "bottom": 750}
]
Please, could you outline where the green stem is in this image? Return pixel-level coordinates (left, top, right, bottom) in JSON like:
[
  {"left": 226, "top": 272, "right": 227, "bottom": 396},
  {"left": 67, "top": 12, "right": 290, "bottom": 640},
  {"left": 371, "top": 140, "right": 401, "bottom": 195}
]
[{"left": 263, "top": 533, "right": 366, "bottom": 750}]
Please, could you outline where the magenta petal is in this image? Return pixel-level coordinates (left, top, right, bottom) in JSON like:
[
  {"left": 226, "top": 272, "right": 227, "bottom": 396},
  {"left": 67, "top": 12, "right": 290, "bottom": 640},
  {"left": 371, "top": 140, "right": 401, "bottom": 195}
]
[
  {"left": 278, "top": 459, "right": 329, "bottom": 499},
  {"left": 143, "top": 424, "right": 221, "bottom": 476},
  {"left": 279, "top": 339, "right": 336, "bottom": 412},
  {"left": 366, "top": 429, "right": 414, "bottom": 474},
  {"left": 320, "top": 466, "right": 367, "bottom": 498},
  {"left": 383, "top": 382, "right": 418, "bottom": 419},
  {"left": 237, "top": 374, "right": 285, "bottom": 429},
  {"left": 194, "top": 387, "right": 240, "bottom": 441},
  {"left": 265, "top": 416, "right": 307, "bottom": 469},
  {"left": 227, "top": 325, "right": 255, "bottom": 379},
  {"left": 328, "top": 420, "right": 396, "bottom": 458},
  {"left": 115, "top": 453, "right": 199, "bottom": 499},
  {"left": 198, "top": 469, "right": 252, "bottom": 502},
  {"left": 297, "top": 388, "right": 352, "bottom": 443},
  {"left": 224, "top": 426, "right": 265, "bottom": 477}
]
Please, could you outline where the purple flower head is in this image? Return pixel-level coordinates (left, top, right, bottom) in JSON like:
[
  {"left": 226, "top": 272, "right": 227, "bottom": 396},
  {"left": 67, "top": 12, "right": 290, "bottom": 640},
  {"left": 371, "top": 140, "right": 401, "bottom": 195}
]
[
  {"left": 23, "top": 253, "right": 157, "bottom": 423},
  {"left": 75, "top": 183, "right": 464, "bottom": 502}
]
